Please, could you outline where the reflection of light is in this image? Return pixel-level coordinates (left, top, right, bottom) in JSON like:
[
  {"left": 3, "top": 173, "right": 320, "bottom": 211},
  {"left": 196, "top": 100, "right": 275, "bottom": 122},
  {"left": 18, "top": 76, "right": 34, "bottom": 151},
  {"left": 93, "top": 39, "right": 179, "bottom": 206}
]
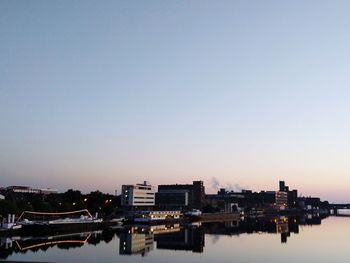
[{"left": 15, "top": 233, "right": 91, "bottom": 251}]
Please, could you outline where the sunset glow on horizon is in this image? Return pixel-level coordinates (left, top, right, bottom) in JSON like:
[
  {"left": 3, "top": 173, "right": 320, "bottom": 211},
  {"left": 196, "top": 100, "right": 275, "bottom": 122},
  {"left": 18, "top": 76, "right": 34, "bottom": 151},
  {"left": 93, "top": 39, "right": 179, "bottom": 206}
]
[{"left": 1, "top": 1, "right": 350, "bottom": 203}]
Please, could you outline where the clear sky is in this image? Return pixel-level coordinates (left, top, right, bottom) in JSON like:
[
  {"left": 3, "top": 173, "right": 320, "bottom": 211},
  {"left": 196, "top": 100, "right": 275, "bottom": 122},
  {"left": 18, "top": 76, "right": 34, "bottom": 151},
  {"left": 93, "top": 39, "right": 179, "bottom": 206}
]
[{"left": 1, "top": 1, "right": 350, "bottom": 202}]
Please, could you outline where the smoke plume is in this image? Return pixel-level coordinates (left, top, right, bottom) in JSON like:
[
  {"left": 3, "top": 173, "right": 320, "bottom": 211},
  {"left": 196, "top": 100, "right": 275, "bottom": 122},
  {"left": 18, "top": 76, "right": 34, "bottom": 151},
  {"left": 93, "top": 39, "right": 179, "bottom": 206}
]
[{"left": 211, "top": 177, "right": 246, "bottom": 192}]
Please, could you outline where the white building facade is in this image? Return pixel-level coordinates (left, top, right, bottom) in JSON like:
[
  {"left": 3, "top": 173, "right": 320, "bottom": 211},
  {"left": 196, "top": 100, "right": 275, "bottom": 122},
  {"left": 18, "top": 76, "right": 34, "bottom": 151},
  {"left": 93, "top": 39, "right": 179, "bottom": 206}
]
[{"left": 121, "top": 181, "right": 155, "bottom": 207}]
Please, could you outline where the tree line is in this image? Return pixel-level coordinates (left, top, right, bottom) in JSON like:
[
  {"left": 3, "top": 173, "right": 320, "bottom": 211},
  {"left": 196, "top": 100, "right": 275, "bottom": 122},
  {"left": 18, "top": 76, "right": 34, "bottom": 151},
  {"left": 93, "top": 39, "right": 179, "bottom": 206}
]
[{"left": 0, "top": 189, "right": 122, "bottom": 219}]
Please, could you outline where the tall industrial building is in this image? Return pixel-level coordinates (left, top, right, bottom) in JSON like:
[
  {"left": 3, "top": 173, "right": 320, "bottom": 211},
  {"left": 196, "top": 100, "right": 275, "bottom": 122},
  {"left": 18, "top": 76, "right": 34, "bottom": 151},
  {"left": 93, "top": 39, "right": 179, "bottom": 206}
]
[
  {"left": 121, "top": 181, "right": 155, "bottom": 208},
  {"left": 156, "top": 181, "right": 205, "bottom": 210}
]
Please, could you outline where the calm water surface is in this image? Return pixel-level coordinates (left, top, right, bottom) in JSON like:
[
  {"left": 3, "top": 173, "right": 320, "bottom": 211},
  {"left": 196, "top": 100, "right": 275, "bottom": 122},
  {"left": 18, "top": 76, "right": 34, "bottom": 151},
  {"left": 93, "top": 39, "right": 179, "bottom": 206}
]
[{"left": 1, "top": 216, "right": 350, "bottom": 263}]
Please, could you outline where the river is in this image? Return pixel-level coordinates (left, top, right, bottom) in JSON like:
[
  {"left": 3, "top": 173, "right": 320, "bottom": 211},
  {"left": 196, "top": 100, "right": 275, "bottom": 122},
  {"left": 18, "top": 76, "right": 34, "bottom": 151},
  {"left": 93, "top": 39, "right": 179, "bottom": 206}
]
[{"left": 1, "top": 215, "right": 349, "bottom": 263}]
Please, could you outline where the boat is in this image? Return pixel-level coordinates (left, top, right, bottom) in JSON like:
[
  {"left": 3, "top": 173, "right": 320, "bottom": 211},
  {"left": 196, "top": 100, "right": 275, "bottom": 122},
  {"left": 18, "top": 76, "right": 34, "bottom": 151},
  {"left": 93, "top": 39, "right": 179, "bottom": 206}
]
[
  {"left": 184, "top": 209, "right": 202, "bottom": 217},
  {"left": 133, "top": 211, "right": 182, "bottom": 224},
  {"left": 17, "top": 210, "right": 103, "bottom": 234},
  {"left": 0, "top": 214, "right": 22, "bottom": 234},
  {"left": 108, "top": 217, "right": 125, "bottom": 225}
]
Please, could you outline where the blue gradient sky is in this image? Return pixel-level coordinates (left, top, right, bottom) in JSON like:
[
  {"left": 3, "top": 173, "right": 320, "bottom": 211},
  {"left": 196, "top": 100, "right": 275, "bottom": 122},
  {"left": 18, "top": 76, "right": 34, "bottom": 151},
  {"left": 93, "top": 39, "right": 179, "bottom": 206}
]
[{"left": 1, "top": 1, "right": 350, "bottom": 202}]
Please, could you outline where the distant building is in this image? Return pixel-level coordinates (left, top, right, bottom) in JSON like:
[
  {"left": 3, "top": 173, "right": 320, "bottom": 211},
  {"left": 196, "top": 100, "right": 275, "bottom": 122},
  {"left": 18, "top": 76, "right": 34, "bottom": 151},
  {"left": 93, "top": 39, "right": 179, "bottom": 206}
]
[
  {"left": 288, "top": 189, "right": 298, "bottom": 207},
  {"left": 278, "top": 181, "right": 298, "bottom": 208},
  {"left": 156, "top": 189, "right": 190, "bottom": 210},
  {"left": 40, "top": 188, "right": 59, "bottom": 195},
  {"left": 275, "top": 191, "right": 288, "bottom": 210},
  {"left": 0, "top": 194, "right": 4, "bottom": 200},
  {"left": 279, "top": 181, "right": 286, "bottom": 192},
  {"left": 156, "top": 181, "right": 205, "bottom": 210},
  {"left": 5, "top": 186, "right": 58, "bottom": 195},
  {"left": 298, "top": 197, "right": 321, "bottom": 211},
  {"left": 121, "top": 181, "right": 155, "bottom": 208},
  {"left": 205, "top": 189, "right": 245, "bottom": 212}
]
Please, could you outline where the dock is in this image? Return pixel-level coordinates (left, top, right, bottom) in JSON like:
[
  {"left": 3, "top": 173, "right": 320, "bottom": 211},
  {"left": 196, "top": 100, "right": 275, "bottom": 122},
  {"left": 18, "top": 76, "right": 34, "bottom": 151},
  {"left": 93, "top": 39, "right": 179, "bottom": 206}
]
[{"left": 198, "top": 212, "right": 241, "bottom": 223}]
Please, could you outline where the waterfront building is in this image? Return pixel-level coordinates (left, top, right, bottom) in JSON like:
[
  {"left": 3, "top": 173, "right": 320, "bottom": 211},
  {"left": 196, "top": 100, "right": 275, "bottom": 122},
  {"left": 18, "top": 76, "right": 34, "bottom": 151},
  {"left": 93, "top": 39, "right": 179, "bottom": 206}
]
[
  {"left": 205, "top": 189, "right": 244, "bottom": 212},
  {"left": 298, "top": 197, "right": 321, "bottom": 211},
  {"left": 121, "top": 181, "right": 155, "bottom": 208},
  {"left": 205, "top": 189, "right": 278, "bottom": 212},
  {"left": 275, "top": 191, "right": 288, "bottom": 210},
  {"left": 288, "top": 189, "right": 298, "bottom": 207},
  {"left": 278, "top": 181, "right": 298, "bottom": 208},
  {"left": 156, "top": 181, "right": 205, "bottom": 210},
  {"left": 155, "top": 189, "right": 189, "bottom": 210},
  {"left": 5, "top": 186, "right": 58, "bottom": 195},
  {"left": 279, "top": 181, "right": 286, "bottom": 191}
]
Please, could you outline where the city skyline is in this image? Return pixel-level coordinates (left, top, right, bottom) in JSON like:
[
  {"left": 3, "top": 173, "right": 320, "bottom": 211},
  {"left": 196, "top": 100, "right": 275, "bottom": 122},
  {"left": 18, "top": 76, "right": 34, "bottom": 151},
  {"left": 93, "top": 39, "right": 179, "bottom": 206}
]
[{"left": 2, "top": 1, "right": 350, "bottom": 203}]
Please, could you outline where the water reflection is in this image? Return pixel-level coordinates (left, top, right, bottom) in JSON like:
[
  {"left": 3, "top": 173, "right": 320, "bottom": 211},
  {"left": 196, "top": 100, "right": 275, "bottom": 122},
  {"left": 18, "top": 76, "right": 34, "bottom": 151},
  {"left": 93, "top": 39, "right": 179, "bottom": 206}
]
[
  {"left": 0, "top": 214, "right": 329, "bottom": 260},
  {"left": 0, "top": 230, "right": 114, "bottom": 259}
]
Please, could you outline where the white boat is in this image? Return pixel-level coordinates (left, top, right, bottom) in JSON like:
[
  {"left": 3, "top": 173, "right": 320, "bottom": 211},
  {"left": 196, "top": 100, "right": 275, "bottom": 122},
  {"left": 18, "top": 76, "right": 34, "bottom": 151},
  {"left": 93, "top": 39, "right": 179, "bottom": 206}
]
[
  {"left": 1, "top": 214, "right": 22, "bottom": 231},
  {"left": 108, "top": 217, "right": 125, "bottom": 225},
  {"left": 185, "top": 209, "right": 202, "bottom": 217},
  {"left": 48, "top": 216, "right": 103, "bottom": 225},
  {"left": 134, "top": 211, "right": 182, "bottom": 223},
  {"left": 16, "top": 209, "right": 103, "bottom": 228}
]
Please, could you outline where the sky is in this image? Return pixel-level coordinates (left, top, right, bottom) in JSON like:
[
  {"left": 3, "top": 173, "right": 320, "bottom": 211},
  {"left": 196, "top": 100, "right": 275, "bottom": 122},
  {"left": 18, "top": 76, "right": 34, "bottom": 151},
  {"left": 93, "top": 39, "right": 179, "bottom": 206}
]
[{"left": 1, "top": 0, "right": 350, "bottom": 202}]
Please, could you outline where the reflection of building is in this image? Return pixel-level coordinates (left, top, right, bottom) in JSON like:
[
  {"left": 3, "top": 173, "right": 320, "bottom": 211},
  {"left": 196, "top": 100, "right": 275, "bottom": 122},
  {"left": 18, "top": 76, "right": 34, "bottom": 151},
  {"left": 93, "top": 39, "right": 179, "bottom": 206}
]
[
  {"left": 119, "top": 228, "right": 154, "bottom": 256},
  {"left": 155, "top": 227, "right": 204, "bottom": 253},
  {"left": 121, "top": 181, "right": 155, "bottom": 208},
  {"left": 149, "top": 224, "right": 181, "bottom": 234},
  {"left": 203, "top": 216, "right": 303, "bottom": 244},
  {"left": 276, "top": 217, "right": 289, "bottom": 234},
  {"left": 156, "top": 181, "right": 205, "bottom": 210},
  {"left": 0, "top": 237, "right": 13, "bottom": 250},
  {"left": 119, "top": 225, "right": 204, "bottom": 256},
  {"left": 275, "top": 217, "right": 289, "bottom": 243}
]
